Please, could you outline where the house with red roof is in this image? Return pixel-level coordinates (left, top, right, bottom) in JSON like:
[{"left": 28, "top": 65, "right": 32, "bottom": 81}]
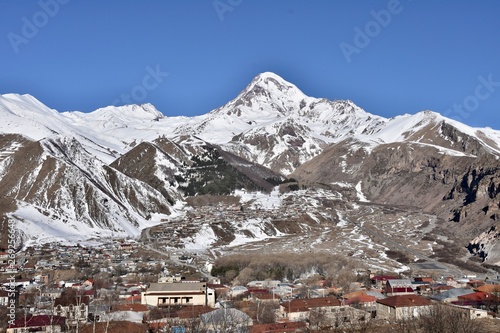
[
  {"left": 0, "top": 251, "right": 9, "bottom": 264},
  {"left": 371, "top": 275, "right": 398, "bottom": 289},
  {"left": 414, "top": 277, "right": 433, "bottom": 283},
  {"left": 112, "top": 303, "right": 150, "bottom": 313},
  {"left": 252, "top": 292, "right": 280, "bottom": 303},
  {"left": 7, "top": 315, "right": 66, "bottom": 333},
  {"left": 376, "top": 294, "right": 433, "bottom": 320},
  {"left": 177, "top": 305, "right": 214, "bottom": 319},
  {"left": 125, "top": 294, "right": 142, "bottom": 303},
  {"left": 279, "top": 296, "right": 342, "bottom": 321},
  {"left": 453, "top": 291, "right": 500, "bottom": 310},
  {"left": 82, "top": 279, "right": 94, "bottom": 288},
  {"left": 0, "top": 290, "right": 10, "bottom": 306},
  {"left": 342, "top": 291, "right": 378, "bottom": 312},
  {"left": 430, "top": 284, "right": 453, "bottom": 294},
  {"left": 476, "top": 284, "right": 500, "bottom": 293}
]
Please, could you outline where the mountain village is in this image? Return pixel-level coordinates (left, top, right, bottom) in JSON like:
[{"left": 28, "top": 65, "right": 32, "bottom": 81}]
[
  {"left": 1, "top": 234, "right": 500, "bottom": 333},
  {"left": 2, "top": 72, "right": 500, "bottom": 332}
]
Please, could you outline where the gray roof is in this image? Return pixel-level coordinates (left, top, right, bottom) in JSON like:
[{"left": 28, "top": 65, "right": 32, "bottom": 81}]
[
  {"left": 147, "top": 282, "right": 206, "bottom": 292},
  {"left": 387, "top": 279, "right": 413, "bottom": 287},
  {"left": 230, "top": 286, "right": 248, "bottom": 291},
  {"left": 431, "top": 288, "right": 475, "bottom": 301},
  {"left": 201, "top": 308, "right": 252, "bottom": 325},
  {"left": 366, "top": 290, "right": 387, "bottom": 300}
]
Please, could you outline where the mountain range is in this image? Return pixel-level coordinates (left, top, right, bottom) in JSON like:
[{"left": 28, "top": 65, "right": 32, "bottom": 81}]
[{"left": 1, "top": 72, "right": 499, "bottom": 268}]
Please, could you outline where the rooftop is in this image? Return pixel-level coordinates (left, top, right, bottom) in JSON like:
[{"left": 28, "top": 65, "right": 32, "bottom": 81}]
[
  {"left": 146, "top": 282, "right": 206, "bottom": 293},
  {"left": 9, "top": 315, "right": 66, "bottom": 328},
  {"left": 376, "top": 295, "right": 432, "bottom": 308},
  {"left": 280, "top": 296, "right": 341, "bottom": 312}
]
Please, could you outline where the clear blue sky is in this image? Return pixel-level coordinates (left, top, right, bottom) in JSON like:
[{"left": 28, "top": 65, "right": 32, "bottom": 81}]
[{"left": 1, "top": 0, "right": 500, "bottom": 128}]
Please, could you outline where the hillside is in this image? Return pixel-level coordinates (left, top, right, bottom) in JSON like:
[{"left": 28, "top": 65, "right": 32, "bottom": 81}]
[{"left": 1, "top": 73, "right": 500, "bottom": 269}]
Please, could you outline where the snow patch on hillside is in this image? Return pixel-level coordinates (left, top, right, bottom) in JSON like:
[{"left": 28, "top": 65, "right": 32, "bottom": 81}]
[
  {"left": 10, "top": 203, "right": 131, "bottom": 247},
  {"left": 355, "top": 181, "right": 369, "bottom": 202},
  {"left": 228, "top": 218, "right": 283, "bottom": 248},
  {"left": 184, "top": 224, "right": 216, "bottom": 251},
  {"left": 234, "top": 187, "right": 282, "bottom": 210}
]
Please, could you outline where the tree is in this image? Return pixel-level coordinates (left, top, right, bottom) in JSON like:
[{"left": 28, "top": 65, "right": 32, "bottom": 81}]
[
  {"left": 235, "top": 267, "right": 256, "bottom": 286},
  {"left": 419, "top": 303, "right": 485, "bottom": 333},
  {"left": 182, "top": 317, "right": 208, "bottom": 333},
  {"left": 248, "top": 301, "right": 279, "bottom": 324},
  {"left": 394, "top": 313, "right": 419, "bottom": 333},
  {"left": 224, "top": 269, "right": 238, "bottom": 283},
  {"left": 334, "top": 269, "right": 357, "bottom": 294},
  {"left": 342, "top": 308, "right": 376, "bottom": 333},
  {"left": 308, "top": 307, "right": 328, "bottom": 331},
  {"left": 258, "top": 302, "right": 278, "bottom": 324},
  {"left": 200, "top": 309, "right": 251, "bottom": 333}
]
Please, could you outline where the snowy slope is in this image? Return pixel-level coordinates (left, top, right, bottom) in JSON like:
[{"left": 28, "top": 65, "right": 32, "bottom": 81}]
[
  {"left": 3, "top": 73, "right": 500, "bottom": 172},
  {"left": 365, "top": 111, "right": 500, "bottom": 155},
  {"left": 3, "top": 72, "right": 500, "bottom": 246}
]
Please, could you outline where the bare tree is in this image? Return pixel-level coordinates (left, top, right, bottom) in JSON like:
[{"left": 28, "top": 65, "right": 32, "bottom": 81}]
[
  {"left": 342, "top": 308, "right": 376, "bottom": 333},
  {"left": 257, "top": 302, "right": 278, "bottom": 324},
  {"left": 394, "top": 313, "right": 419, "bottom": 333},
  {"left": 200, "top": 309, "right": 251, "bottom": 333},
  {"left": 182, "top": 317, "right": 208, "bottom": 333},
  {"left": 308, "top": 307, "right": 328, "bottom": 331},
  {"left": 419, "top": 303, "right": 485, "bottom": 333},
  {"left": 334, "top": 269, "right": 357, "bottom": 294},
  {"left": 235, "top": 267, "right": 256, "bottom": 285}
]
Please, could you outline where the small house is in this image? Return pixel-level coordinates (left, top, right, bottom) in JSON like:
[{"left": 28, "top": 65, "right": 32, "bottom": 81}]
[{"left": 376, "top": 294, "right": 433, "bottom": 320}]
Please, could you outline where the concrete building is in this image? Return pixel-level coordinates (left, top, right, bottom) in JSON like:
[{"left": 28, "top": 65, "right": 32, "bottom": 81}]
[
  {"left": 141, "top": 282, "right": 215, "bottom": 307},
  {"left": 279, "top": 296, "right": 342, "bottom": 322},
  {"left": 376, "top": 295, "right": 433, "bottom": 320}
]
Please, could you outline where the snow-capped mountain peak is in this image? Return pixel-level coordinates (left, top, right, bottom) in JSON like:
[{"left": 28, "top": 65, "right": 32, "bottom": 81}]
[
  {"left": 209, "top": 72, "right": 310, "bottom": 120},
  {"left": 245, "top": 71, "right": 308, "bottom": 101},
  {"left": 4, "top": 73, "right": 500, "bottom": 264},
  {"left": 64, "top": 103, "right": 164, "bottom": 127}
]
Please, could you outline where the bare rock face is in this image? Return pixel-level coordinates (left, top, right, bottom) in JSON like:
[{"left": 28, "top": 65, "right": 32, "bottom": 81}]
[
  {"left": 467, "top": 225, "right": 500, "bottom": 266},
  {"left": 227, "top": 118, "right": 326, "bottom": 174},
  {"left": 0, "top": 134, "right": 172, "bottom": 242},
  {"left": 3, "top": 74, "right": 500, "bottom": 267},
  {"left": 291, "top": 134, "right": 500, "bottom": 266}
]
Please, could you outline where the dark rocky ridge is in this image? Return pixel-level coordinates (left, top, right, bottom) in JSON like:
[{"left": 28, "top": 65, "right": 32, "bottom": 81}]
[{"left": 291, "top": 134, "right": 500, "bottom": 266}]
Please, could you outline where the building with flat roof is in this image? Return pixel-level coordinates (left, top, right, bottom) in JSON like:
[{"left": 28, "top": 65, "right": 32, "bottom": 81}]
[{"left": 141, "top": 282, "right": 215, "bottom": 307}]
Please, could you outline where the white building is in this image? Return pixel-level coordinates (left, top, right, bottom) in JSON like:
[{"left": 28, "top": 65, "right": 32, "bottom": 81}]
[
  {"left": 142, "top": 282, "right": 215, "bottom": 307},
  {"left": 228, "top": 286, "right": 248, "bottom": 298}
]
